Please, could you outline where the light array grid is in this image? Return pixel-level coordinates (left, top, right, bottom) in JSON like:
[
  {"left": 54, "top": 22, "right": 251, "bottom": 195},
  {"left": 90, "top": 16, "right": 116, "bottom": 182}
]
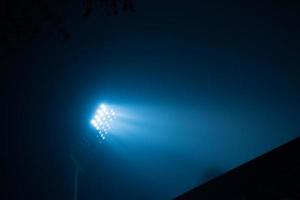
[{"left": 90, "top": 104, "right": 116, "bottom": 141}]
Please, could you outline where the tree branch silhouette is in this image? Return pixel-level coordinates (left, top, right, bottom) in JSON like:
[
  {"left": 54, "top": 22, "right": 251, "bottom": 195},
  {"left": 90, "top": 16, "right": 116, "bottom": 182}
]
[{"left": 1, "top": 0, "right": 135, "bottom": 57}]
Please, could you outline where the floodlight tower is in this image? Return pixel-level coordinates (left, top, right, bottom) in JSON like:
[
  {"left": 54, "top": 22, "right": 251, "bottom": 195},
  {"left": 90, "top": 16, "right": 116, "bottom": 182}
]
[
  {"left": 72, "top": 103, "right": 117, "bottom": 200},
  {"left": 90, "top": 104, "right": 117, "bottom": 142}
]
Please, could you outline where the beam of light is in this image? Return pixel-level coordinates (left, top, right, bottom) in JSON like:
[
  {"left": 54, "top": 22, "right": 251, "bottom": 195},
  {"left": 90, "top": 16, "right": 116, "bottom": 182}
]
[{"left": 90, "top": 103, "right": 116, "bottom": 142}]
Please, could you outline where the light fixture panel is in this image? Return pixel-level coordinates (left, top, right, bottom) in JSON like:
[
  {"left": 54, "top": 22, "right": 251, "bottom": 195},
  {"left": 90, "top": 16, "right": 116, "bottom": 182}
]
[{"left": 90, "top": 104, "right": 116, "bottom": 142}]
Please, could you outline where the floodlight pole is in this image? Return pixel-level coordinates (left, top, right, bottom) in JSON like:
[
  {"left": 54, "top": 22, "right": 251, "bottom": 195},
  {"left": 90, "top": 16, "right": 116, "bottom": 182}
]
[
  {"left": 73, "top": 163, "right": 79, "bottom": 200},
  {"left": 71, "top": 103, "right": 114, "bottom": 199},
  {"left": 72, "top": 155, "right": 80, "bottom": 200}
]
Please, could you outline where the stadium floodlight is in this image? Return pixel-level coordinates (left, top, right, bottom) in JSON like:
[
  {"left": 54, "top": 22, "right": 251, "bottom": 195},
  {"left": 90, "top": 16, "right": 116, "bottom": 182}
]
[
  {"left": 72, "top": 104, "right": 117, "bottom": 200},
  {"left": 90, "top": 104, "right": 116, "bottom": 142}
]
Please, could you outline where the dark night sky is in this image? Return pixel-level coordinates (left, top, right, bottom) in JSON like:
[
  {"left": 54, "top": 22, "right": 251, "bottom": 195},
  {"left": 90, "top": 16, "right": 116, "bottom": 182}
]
[{"left": 3, "top": 1, "right": 300, "bottom": 199}]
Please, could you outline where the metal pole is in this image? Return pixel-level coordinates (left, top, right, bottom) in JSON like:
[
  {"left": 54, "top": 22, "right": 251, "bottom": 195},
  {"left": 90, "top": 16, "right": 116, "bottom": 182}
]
[
  {"left": 73, "top": 163, "right": 79, "bottom": 200},
  {"left": 71, "top": 153, "right": 81, "bottom": 200}
]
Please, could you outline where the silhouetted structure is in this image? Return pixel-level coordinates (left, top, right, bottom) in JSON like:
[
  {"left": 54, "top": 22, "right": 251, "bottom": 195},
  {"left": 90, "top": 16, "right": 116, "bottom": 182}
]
[{"left": 175, "top": 137, "right": 300, "bottom": 199}]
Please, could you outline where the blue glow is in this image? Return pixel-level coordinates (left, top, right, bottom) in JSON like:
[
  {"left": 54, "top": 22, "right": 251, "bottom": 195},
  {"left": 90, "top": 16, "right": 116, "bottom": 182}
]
[{"left": 12, "top": 1, "right": 300, "bottom": 199}]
